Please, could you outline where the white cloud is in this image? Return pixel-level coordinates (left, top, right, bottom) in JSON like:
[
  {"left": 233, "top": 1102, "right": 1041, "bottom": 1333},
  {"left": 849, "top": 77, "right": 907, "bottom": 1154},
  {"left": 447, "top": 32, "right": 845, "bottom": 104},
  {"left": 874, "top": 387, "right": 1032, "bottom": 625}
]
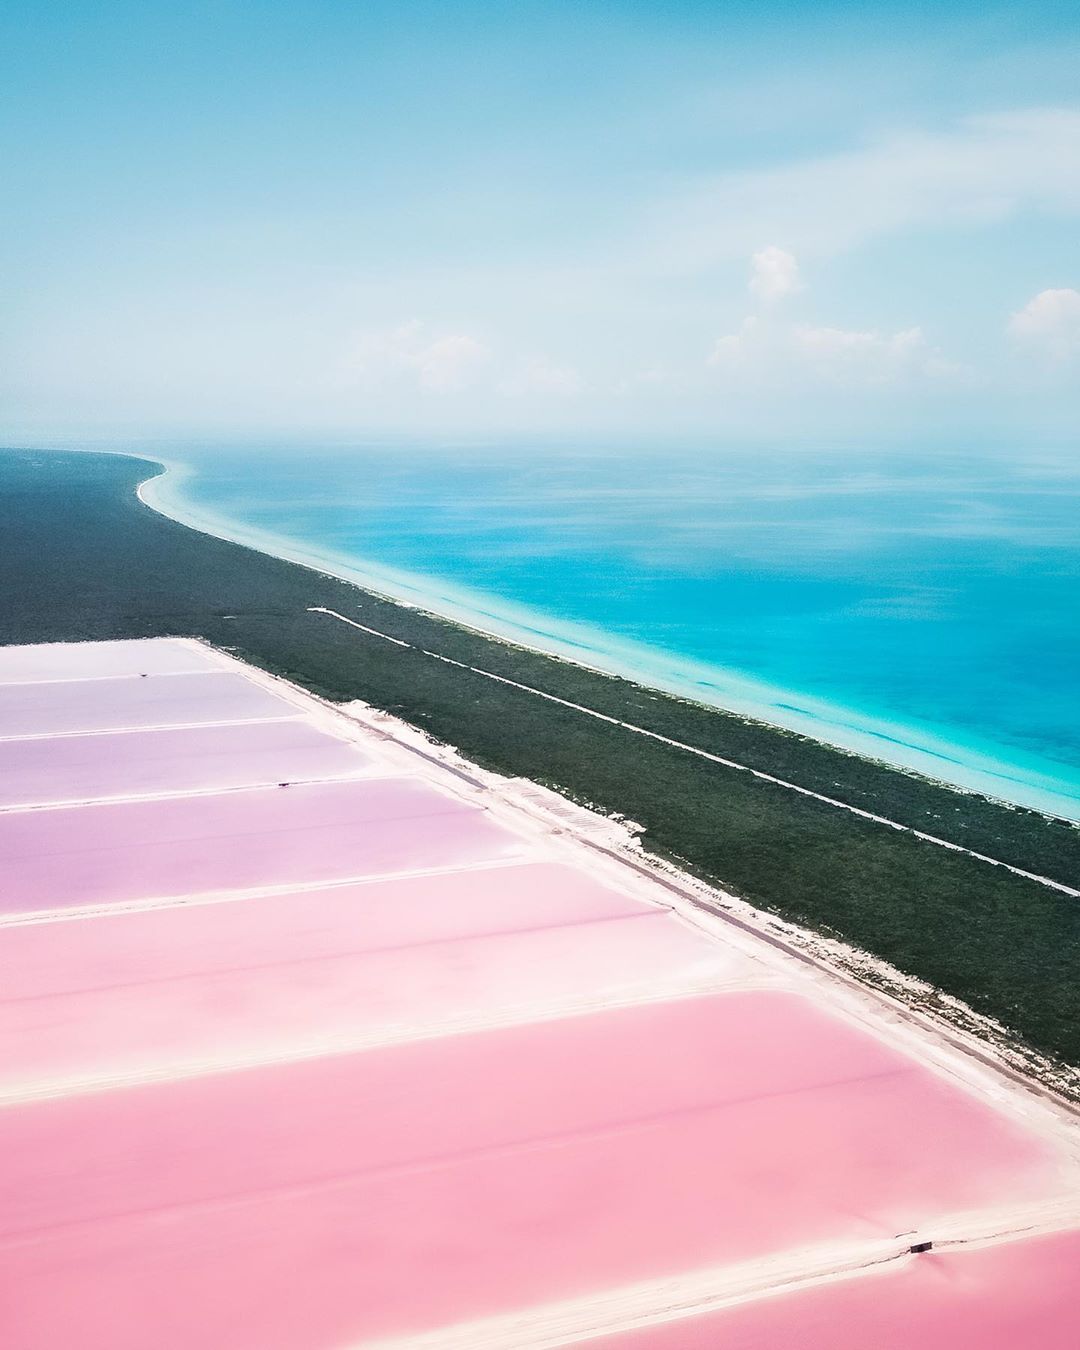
[
  {"left": 415, "top": 333, "right": 490, "bottom": 391},
  {"left": 708, "top": 246, "right": 967, "bottom": 389},
  {"left": 348, "top": 321, "right": 491, "bottom": 393},
  {"left": 656, "top": 108, "right": 1080, "bottom": 269},
  {"left": 793, "top": 323, "right": 933, "bottom": 383},
  {"left": 707, "top": 316, "right": 758, "bottom": 367},
  {"left": 749, "top": 246, "right": 801, "bottom": 301},
  {"left": 1008, "top": 288, "right": 1080, "bottom": 361},
  {"left": 499, "top": 357, "right": 582, "bottom": 397},
  {"left": 709, "top": 315, "right": 960, "bottom": 388}
]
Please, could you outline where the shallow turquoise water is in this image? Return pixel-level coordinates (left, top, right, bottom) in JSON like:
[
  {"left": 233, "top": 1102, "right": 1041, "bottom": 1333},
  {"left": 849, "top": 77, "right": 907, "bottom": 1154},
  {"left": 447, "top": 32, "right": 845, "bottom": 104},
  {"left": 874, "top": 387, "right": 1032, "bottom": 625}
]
[{"left": 160, "top": 444, "right": 1080, "bottom": 818}]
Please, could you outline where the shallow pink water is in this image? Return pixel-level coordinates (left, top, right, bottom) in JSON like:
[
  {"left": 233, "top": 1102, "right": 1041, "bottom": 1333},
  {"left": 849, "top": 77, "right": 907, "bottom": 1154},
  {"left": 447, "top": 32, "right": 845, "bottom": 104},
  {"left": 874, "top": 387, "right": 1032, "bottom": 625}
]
[
  {"left": 0, "top": 992, "right": 1060, "bottom": 1348},
  {"left": 2, "top": 641, "right": 1073, "bottom": 1350},
  {"left": 0, "top": 637, "right": 220, "bottom": 683},
  {"left": 588, "top": 1229, "right": 1080, "bottom": 1349},
  {"left": 0, "top": 718, "right": 374, "bottom": 806},
  {"left": 0, "top": 669, "right": 298, "bottom": 737},
  {"left": 0, "top": 910, "right": 738, "bottom": 1096},
  {"left": 0, "top": 778, "right": 523, "bottom": 913},
  {"left": 0, "top": 862, "right": 649, "bottom": 998}
]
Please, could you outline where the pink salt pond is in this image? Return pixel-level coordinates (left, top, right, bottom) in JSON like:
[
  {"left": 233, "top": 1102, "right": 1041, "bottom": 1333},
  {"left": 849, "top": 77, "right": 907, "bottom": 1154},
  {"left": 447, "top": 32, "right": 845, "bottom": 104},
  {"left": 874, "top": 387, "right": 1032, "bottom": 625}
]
[
  {"left": 0, "top": 668, "right": 298, "bottom": 738},
  {"left": 585, "top": 1228, "right": 1080, "bottom": 1350},
  {"left": 0, "top": 890, "right": 741, "bottom": 1099},
  {"left": 0, "top": 992, "right": 1066, "bottom": 1349},
  {"left": 0, "top": 717, "right": 376, "bottom": 807},
  {"left": 0, "top": 636, "right": 221, "bottom": 683},
  {"left": 1, "top": 638, "right": 1077, "bottom": 1350},
  {"left": 0, "top": 776, "right": 524, "bottom": 914},
  {"left": 0, "top": 861, "right": 649, "bottom": 998}
]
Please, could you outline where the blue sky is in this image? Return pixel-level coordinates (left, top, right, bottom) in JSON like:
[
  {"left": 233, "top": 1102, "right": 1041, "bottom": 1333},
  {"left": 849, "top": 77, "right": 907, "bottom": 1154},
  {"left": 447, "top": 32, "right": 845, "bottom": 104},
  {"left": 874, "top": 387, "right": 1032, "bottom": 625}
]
[{"left": 2, "top": 1, "right": 1078, "bottom": 444}]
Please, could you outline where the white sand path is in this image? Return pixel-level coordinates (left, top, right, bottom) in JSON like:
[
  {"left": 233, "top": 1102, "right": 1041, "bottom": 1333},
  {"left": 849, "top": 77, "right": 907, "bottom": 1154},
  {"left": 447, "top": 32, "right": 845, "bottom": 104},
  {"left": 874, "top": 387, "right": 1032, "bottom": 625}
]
[{"left": 308, "top": 607, "right": 1080, "bottom": 900}]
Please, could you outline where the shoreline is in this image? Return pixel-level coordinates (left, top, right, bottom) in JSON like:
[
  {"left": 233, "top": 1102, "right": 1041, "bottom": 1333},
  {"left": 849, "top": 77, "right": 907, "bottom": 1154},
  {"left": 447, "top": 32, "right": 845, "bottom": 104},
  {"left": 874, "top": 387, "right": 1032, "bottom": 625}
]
[
  {"left": 139, "top": 455, "right": 1080, "bottom": 823},
  {"left": 7, "top": 444, "right": 1080, "bottom": 1070}
]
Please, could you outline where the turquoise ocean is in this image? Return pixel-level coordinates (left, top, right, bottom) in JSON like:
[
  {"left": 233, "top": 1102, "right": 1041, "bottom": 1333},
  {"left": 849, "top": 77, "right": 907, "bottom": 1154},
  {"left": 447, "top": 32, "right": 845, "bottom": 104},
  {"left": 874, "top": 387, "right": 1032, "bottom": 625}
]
[{"left": 144, "top": 444, "right": 1080, "bottom": 821}]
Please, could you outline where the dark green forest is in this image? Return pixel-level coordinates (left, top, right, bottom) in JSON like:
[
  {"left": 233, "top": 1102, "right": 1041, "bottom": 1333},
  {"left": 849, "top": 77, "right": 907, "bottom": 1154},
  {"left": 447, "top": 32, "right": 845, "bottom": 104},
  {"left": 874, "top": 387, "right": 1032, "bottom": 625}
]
[{"left": 3, "top": 448, "right": 1078, "bottom": 1067}]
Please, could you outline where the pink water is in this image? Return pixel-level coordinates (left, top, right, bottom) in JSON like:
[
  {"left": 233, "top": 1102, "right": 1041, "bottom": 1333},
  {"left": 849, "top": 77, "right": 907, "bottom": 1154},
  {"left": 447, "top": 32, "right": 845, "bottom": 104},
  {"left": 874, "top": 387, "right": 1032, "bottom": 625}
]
[
  {"left": 0, "top": 669, "right": 298, "bottom": 737},
  {"left": 0, "top": 992, "right": 1061, "bottom": 1348},
  {"left": 0, "top": 777, "right": 523, "bottom": 913},
  {"left": 0, "top": 911, "right": 742, "bottom": 1096},
  {"left": 3, "top": 641, "right": 1075, "bottom": 1350},
  {"left": 0, "top": 718, "right": 375, "bottom": 806},
  {"left": 0, "top": 637, "right": 220, "bottom": 682},
  {"left": 589, "top": 1229, "right": 1080, "bottom": 1349},
  {"left": 0, "top": 862, "right": 649, "bottom": 997}
]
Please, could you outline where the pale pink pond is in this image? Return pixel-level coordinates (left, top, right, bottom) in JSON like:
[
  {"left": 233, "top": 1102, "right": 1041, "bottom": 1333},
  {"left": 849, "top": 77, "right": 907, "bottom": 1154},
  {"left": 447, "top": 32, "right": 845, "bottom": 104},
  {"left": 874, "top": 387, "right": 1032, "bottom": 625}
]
[
  {"left": 0, "top": 669, "right": 297, "bottom": 738},
  {"left": 0, "top": 717, "right": 374, "bottom": 807},
  {"left": 3, "top": 640, "right": 1074, "bottom": 1350},
  {"left": 0, "top": 778, "right": 523, "bottom": 914},
  {"left": 0, "top": 910, "right": 739, "bottom": 1097},
  {"left": 0, "top": 858, "right": 730, "bottom": 1101},
  {"left": 586, "top": 1228, "right": 1080, "bottom": 1350},
  {"left": 0, "top": 637, "right": 220, "bottom": 683},
  {"left": 0, "top": 992, "right": 1060, "bottom": 1349},
  {"left": 0, "top": 862, "right": 651, "bottom": 998}
]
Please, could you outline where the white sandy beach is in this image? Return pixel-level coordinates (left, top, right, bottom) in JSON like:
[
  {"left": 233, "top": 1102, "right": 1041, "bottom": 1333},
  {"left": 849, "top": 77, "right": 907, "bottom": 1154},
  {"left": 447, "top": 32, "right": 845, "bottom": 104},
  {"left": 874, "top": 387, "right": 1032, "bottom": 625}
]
[{"left": 139, "top": 457, "right": 1080, "bottom": 822}]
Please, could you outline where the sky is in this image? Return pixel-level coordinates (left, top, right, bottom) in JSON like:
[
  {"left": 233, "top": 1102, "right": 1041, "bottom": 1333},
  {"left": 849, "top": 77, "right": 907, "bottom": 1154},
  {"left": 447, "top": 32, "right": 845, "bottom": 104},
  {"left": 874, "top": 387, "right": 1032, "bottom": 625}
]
[{"left": 1, "top": 0, "right": 1079, "bottom": 446}]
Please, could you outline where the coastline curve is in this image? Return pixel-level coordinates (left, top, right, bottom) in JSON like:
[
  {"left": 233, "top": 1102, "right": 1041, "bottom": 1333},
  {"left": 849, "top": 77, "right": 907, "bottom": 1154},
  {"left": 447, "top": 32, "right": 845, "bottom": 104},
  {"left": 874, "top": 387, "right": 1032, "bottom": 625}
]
[{"left": 138, "top": 456, "right": 1080, "bottom": 824}]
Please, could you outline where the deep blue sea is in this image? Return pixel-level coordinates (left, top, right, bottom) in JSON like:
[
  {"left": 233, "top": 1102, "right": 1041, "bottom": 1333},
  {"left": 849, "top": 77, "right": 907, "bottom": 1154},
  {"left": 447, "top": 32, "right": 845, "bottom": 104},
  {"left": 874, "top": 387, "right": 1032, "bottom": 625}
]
[{"left": 151, "top": 444, "right": 1080, "bottom": 819}]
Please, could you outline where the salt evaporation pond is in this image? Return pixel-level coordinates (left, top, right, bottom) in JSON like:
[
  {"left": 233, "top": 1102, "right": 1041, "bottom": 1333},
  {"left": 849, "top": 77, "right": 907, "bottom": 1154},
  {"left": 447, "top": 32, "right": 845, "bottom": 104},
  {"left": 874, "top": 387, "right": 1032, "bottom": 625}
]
[
  {"left": 1, "top": 637, "right": 1077, "bottom": 1349},
  {"left": 0, "top": 717, "right": 377, "bottom": 807},
  {"left": 587, "top": 1229, "right": 1080, "bottom": 1350}
]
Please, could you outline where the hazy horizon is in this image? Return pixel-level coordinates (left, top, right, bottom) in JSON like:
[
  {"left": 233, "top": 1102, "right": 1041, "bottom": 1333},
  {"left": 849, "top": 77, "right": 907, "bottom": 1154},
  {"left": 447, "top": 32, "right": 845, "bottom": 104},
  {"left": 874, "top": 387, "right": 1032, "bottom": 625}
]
[{"left": 2, "top": 1, "right": 1079, "bottom": 446}]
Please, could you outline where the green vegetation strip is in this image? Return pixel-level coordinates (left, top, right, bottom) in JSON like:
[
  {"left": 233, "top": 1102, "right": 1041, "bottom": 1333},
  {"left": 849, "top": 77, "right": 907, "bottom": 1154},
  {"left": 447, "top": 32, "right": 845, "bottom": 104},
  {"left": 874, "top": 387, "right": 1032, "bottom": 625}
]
[
  {"left": 312, "top": 603, "right": 1077, "bottom": 897},
  {"left": 3, "top": 448, "right": 1079, "bottom": 1067}
]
